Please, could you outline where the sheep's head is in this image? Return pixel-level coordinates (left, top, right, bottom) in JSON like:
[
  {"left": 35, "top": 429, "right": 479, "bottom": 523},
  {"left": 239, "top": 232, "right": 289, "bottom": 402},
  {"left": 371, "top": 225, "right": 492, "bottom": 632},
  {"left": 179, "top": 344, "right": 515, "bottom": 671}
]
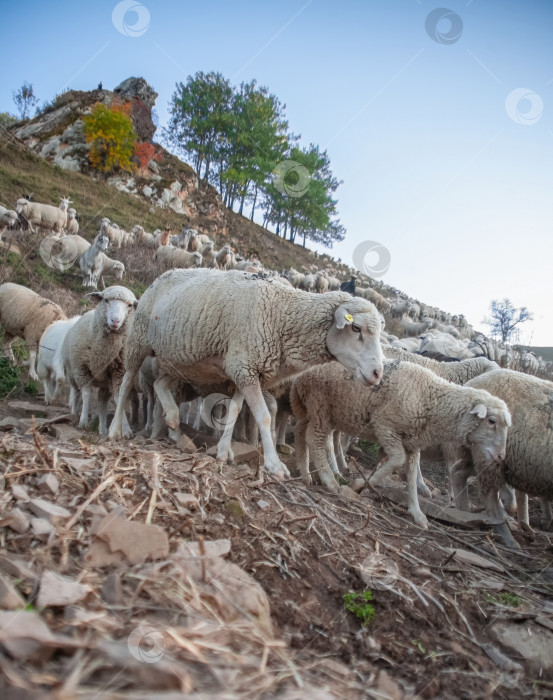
[
  {"left": 465, "top": 392, "right": 511, "bottom": 464},
  {"left": 16, "top": 198, "right": 29, "bottom": 214},
  {"left": 191, "top": 252, "right": 202, "bottom": 267},
  {"left": 326, "top": 298, "right": 384, "bottom": 386},
  {"left": 87, "top": 286, "right": 137, "bottom": 332},
  {"left": 112, "top": 262, "right": 125, "bottom": 280},
  {"left": 59, "top": 197, "right": 72, "bottom": 211}
]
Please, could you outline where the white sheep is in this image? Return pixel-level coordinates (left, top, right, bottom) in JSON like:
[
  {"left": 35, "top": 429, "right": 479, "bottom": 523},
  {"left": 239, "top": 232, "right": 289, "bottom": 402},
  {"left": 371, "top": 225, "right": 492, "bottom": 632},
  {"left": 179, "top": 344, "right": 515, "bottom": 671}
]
[
  {"left": 65, "top": 208, "right": 79, "bottom": 235},
  {"left": 100, "top": 218, "right": 131, "bottom": 249},
  {"left": 153, "top": 246, "right": 202, "bottom": 270},
  {"left": 109, "top": 269, "right": 384, "bottom": 480},
  {"left": 291, "top": 360, "right": 511, "bottom": 528},
  {"left": 451, "top": 369, "right": 553, "bottom": 546},
  {"left": 285, "top": 268, "right": 305, "bottom": 289},
  {"left": 301, "top": 274, "right": 316, "bottom": 292},
  {"left": 39, "top": 233, "right": 91, "bottom": 271},
  {"left": 131, "top": 225, "right": 157, "bottom": 248},
  {"left": 79, "top": 232, "right": 110, "bottom": 287},
  {"left": 201, "top": 241, "right": 215, "bottom": 266},
  {"left": 37, "top": 316, "right": 81, "bottom": 403},
  {"left": 99, "top": 253, "right": 125, "bottom": 281},
  {"left": 326, "top": 274, "right": 341, "bottom": 291},
  {"left": 0, "top": 283, "right": 67, "bottom": 381},
  {"left": 419, "top": 333, "right": 474, "bottom": 360},
  {"left": 62, "top": 286, "right": 138, "bottom": 435},
  {"left": 315, "top": 271, "right": 329, "bottom": 294},
  {"left": 0, "top": 206, "right": 18, "bottom": 239},
  {"left": 214, "top": 244, "right": 236, "bottom": 270},
  {"left": 16, "top": 197, "right": 71, "bottom": 234}
]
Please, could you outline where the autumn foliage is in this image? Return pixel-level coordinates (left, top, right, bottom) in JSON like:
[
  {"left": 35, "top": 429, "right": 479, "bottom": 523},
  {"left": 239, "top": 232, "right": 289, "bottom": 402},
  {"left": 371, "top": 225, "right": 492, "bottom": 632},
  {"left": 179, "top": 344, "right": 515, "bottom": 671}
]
[
  {"left": 83, "top": 102, "right": 137, "bottom": 174},
  {"left": 133, "top": 141, "right": 161, "bottom": 170}
]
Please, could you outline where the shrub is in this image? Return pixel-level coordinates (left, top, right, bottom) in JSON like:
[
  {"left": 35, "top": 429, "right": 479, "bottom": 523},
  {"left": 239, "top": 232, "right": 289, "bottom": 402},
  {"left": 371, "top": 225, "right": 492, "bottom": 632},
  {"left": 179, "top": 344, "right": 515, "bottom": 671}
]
[{"left": 83, "top": 102, "right": 137, "bottom": 174}]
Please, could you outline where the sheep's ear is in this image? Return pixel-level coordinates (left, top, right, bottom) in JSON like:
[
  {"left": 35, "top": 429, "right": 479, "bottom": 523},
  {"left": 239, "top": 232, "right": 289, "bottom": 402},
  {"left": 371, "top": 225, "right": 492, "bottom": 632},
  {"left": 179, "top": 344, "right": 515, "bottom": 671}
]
[
  {"left": 133, "top": 300, "right": 139, "bottom": 309},
  {"left": 86, "top": 292, "right": 103, "bottom": 305},
  {"left": 470, "top": 403, "right": 487, "bottom": 419},
  {"left": 334, "top": 306, "right": 354, "bottom": 330}
]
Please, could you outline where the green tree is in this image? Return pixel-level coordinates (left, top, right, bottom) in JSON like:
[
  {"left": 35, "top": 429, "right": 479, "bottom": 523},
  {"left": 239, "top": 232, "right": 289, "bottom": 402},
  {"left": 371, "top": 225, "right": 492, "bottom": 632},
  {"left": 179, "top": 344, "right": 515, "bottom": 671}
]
[
  {"left": 12, "top": 82, "right": 39, "bottom": 120},
  {"left": 483, "top": 298, "right": 533, "bottom": 342},
  {"left": 83, "top": 102, "right": 137, "bottom": 174},
  {"left": 164, "top": 72, "right": 233, "bottom": 184},
  {"left": 0, "top": 112, "right": 17, "bottom": 128}
]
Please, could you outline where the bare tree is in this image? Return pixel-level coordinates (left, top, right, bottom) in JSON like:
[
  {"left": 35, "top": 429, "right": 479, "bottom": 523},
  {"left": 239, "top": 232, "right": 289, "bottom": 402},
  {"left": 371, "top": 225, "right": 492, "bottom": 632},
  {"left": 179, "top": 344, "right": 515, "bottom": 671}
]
[
  {"left": 483, "top": 298, "right": 533, "bottom": 342},
  {"left": 12, "top": 82, "right": 39, "bottom": 120}
]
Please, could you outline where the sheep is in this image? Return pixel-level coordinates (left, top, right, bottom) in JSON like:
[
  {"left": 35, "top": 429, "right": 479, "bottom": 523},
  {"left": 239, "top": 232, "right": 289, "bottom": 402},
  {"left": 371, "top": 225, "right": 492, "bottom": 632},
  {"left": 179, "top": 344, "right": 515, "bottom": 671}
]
[
  {"left": 108, "top": 268, "right": 384, "bottom": 481},
  {"left": 291, "top": 360, "right": 511, "bottom": 528},
  {"left": 37, "top": 316, "right": 80, "bottom": 403},
  {"left": 159, "top": 227, "right": 172, "bottom": 246},
  {"left": 99, "top": 253, "right": 125, "bottom": 281},
  {"left": 391, "top": 337, "right": 422, "bottom": 353},
  {"left": 399, "top": 316, "right": 432, "bottom": 338},
  {"left": 200, "top": 241, "right": 215, "bottom": 266},
  {"left": 451, "top": 369, "right": 553, "bottom": 546},
  {"left": 391, "top": 300, "right": 410, "bottom": 318},
  {"left": 285, "top": 268, "right": 305, "bottom": 289},
  {"left": 15, "top": 197, "right": 71, "bottom": 234},
  {"left": 39, "top": 233, "right": 92, "bottom": 272},
  {"left": 0, "top": 283, "right": 66, "bottom": 381},
  {"left": 362, "top": 287, "right": 389, "bottom": 312},
  {"left": 520, "top": 351, "right": 539, "bottom": 375},
  {"left": 315, "top": 271, "right": 329, "bottom": 294},
  {"left": 65, "top": 208, "right": 79, "bottom": 235},
  {"left": 131, "top": 225, "right": 157, "bottom": 248},
  {"left": 301, "top": 274, "right": 316, "bottom": 292},
  {"left": 235, "top": 260, "right": 262, "bottom": 272},
  {"left": 62, "top": 286, "right": 138, "bottom": 435},
  {"left": 0, "top": 206, "right": 18, "bottom": 239},
  {"left": 100, "top": 218, "right": 129, "bottom": 249},
  {"left": 215, "top": 244, "right": 236, "bottom": 270},
  {"left": 326, "top": 274, "right": 341, "bottom": 291},
  {"left": 79, "top": 232, "right": 110, "bottom": 287},
  {"left": 418, "top": 333, "right": 475, "bottom": 360},
  {"left": 153, "top": 246, "right": 202, "bottom": 270}
]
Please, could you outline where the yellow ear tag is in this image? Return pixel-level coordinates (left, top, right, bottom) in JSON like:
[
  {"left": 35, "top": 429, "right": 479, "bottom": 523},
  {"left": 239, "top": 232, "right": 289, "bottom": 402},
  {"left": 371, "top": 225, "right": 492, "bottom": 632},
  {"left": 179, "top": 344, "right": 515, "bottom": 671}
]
[{"left": 344, "top": 314, "right": 353, "bottom": 323}]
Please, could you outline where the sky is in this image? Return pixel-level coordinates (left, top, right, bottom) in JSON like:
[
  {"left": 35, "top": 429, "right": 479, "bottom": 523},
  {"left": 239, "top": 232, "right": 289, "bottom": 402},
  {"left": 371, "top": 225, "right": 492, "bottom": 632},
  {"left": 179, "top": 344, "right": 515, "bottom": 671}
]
[{"left": 1, "top": 0, "right": 552, "bottom": 344}]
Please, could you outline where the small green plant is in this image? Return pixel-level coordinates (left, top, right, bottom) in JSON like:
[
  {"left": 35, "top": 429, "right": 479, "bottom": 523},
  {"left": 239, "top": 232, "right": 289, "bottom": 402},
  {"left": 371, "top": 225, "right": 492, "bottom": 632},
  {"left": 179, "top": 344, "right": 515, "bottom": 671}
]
[
  {"left": 343, "top": 590, "right": 375, "bottom": 626},
  {"left": 412, "top": 639, "right": 426, "bottom": 654},
  {"left": 23, "top": 379, "right": 39, "bottom": 396},
  {"left": 485, "top": 592, "right": 522, "bottom": 607},
  {"left": 0, "top": 357, "right": 21, "bottom": 399},
  {"left": 358, "top": 440, "right": 380, "bottom": 456}
]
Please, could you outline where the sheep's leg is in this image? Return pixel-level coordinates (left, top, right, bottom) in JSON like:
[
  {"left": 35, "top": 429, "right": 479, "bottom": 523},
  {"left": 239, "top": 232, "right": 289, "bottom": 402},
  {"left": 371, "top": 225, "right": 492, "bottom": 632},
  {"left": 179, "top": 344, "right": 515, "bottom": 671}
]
[
  {"left": 414, "top": 453, "right": 432, "bottom": 498},
  {"left": 109, "top": 368, "right": 139, "bottom": 439},
  {"left": 515, "top": 490, "right": 529, "bottom": 525},
  {"left": 215, "top": 391, "right": 245, "bottom": 462},
  {"left": 308, "top": 424, "right": 339, "bottom": 492},
  {"left": 79, "top": 386, "right": 92, "bottom": 429},
  {"left": 97, "top": 386, "right": 110, "bottom": 437},
  {"left": 181, "top": 401, "right": 192, "bottom": 425},
  {"left": 276, "top": 409, "right": 292, "bottom": 453},
  {"left": 500, "top": 485, "right": 517, "bottom": 517},
  {"left": 241, "top": 384, "right": 290, "bottom": 479},
  {"left": 150, "top": 399, "right": 168, "bottom": 439},
  {"left": 28, "top": 348, "right": 38, "bottom": 381},
  {"left": 192, "top": 398, "right": 202, "bottom": 431},
  {"left": 451, "top": 458, "right": 474, "bottom": 512},
  {"left": 327, "top": 433, "right": 341, "bottom": 476},
  {"left": 294, "top": 418, "right": 311, "bottom": 484},
  {"left": 130, "top": 388, "right": 140, "bottom": 430},
  {"left": 2, "top": 335, "right": 15, "bottom": 363},
  {"left": 334, "top": 431, "right": 348, "bottom": 473},
  {"left": 405, "top": 452, "right": 428, "bottom": 529},
  {"left": 540, "top": 498, "right": 553, "bottom": 531},
  {"left": 262, "top": 391, "right": 277, "bottom": 447},
  {"left": 152, "top": 374, "right": 180, "bottom": 431}
]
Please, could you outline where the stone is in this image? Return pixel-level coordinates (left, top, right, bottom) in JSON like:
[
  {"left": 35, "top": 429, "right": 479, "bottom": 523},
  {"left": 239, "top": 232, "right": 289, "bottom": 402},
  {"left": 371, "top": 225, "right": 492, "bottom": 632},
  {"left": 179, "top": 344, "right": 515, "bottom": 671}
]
[
  {"left": 0, "top": 508, "right": 31, "bottom": 533},
  {"left": 0, "top": 575, "right": 25, "bottom": 610},
  {"left": 174, "top": 492, "right": 198, "bottom": 508},
  {"left": 207, "top": 441, "right": 260, "bottom": 467},
  {"left": 11, "top": 484, "right": 29, "bottom": 502},
  {"left": 176, "top": 434, "right": 197, "bottom": 453},
  {"left": 37, "top": 473, "right": 59, "bottom": 494},
  {"left": 0, "top": 555, "right": 37, "bottom": 583},
  {"left": 257, "top": 500, "right": 270, "bottom": 509},
  {"left": 339, "top": 484, "right": 361, "bottom": 501},
  {"left": 85, "top": 539, "right": 126, "bottom": 568},
  {"left": 101, "top": 572, "right": 123, "bottom": 606},
  {"left": 445, "top": 548, "right": 505, "bottom": 573},
  {"left": 91, "top": 513, "right": 169, "bottom": 565},
  {"left": 490, "top": 621, "right": 553, "bottom": 669},
  {"left": 37, "top": 571, "right": 91, "bottom": 608},
  {"left": 29, "top": 498, "right": 71, "bottom": 524},
  {"left": 114, "top": 77, "right": 158, "bottom": 107},
  {"left": 0, "top": 611, "right": 55, "bottom": 661},
  {"left": 276, "top": 443, "right": 294, "bottom": 455},
  {"left": 31, "top": 518, "right": 54, "bottom": 540},
  {"left": 351, "top": 478, "right": 367, "bottom": 493},
  {"left": 175, "top": 539, "right": 231, "bottom": 560},
  {"left": 0, "top": 417, "right": 21, "bottom": 431}
]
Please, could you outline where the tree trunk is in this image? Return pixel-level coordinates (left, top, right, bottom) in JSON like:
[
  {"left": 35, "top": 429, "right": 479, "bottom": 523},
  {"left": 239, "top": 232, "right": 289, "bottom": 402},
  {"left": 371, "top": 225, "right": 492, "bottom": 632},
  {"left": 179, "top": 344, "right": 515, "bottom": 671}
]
[{"left": 250, "top": 185, "right": 258, "bottom": 221}]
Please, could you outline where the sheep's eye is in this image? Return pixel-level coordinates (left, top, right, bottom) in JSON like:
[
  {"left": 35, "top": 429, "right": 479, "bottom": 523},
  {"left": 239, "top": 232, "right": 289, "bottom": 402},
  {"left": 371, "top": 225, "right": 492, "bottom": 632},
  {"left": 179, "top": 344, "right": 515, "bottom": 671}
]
[
  {"left": 488, "top": 417, "right": 496, "bottom": 426},
  {"left": 104, "top": 299, "right": 108, "bottom": 303},
  {"left": 352, "top": 324, "right": 361, "bottom": 333}
]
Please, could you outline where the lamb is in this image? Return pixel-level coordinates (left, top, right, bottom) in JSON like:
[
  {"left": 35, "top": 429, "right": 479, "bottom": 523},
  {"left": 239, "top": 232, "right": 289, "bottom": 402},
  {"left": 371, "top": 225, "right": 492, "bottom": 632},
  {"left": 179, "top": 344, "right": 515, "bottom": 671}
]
[
  {"left": 131, "top": 225, "right": 157, "bottom": 248},
  {"left": 37, "top": 316, "right": 81, "bottom": 403},
  {"left": 451, "top": 369, "right": 553, "bottom": 546},
  {"left": 65, "top": 208, "right": 79, "bottom": 235},
  {"left": 62, "top": 286, "right": 138, "bottom": 435},
  {"left": 79, "top": 232, "right": 110, "bottom": 287},
  {"left": 358, "top": 286, "right": 389, "bottom": 312},
  {"left": 391, "top": 300, "right": 410, "bottom": 318},
  {"left": 215, "top": 244, "right": 236, "bottom": 270},
  {"left": 399, "top": 316, "right": 432, "bottom": 337},
  {"left": 285, "top": 268, "right": 305, "bottom": 289},
  {"left": 16, "top": 197, "right": 71, "bottom": 234},
  {"left": 301, "top": 274, "right": 316, "bottom": 292},
  {"left": 0, "top": 206, "right": 18, "bottom": 239},
  {"left": 200, "top": 241, "right": 215, "bottom": 266},
  {"left": 153, "top": 246, "right": 202, "bottom": 270},
  {"left": 0, "top": 283, "right": 67, "bottom": 381},
  {"left": 291, "top": 360, "right": 511, "bottom": 528},
  {"left": 326, "top": 274, "right": 341, "bottom": 291},
  {"left": 235, "top": 260, "right": 263, "bottom": 272},
  {"left": 99, "top": 253, "right": 125, "bottom": 281},
  {"left": 108, "top": 268, "right": 384, "bottom": 480},
  {"left": 100, "top": 218, "right": 129, "bottom": 249},
  {"left": 315, "top": 271, "right": 329, "bottom": 294}
]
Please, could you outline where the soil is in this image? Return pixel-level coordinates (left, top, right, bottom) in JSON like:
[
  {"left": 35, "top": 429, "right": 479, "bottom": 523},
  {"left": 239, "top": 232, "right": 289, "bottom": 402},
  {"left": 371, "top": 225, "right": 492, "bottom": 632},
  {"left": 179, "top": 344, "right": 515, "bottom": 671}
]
[{"left": 0, "top": 399, "right": 552, "bottom": 699}]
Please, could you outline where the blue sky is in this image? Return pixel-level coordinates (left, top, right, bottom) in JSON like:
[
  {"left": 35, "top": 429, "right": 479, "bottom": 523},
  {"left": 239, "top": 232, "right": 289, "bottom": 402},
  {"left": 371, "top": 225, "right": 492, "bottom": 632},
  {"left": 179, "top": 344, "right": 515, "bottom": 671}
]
[{"left": 1, "top": 0, "right": 552, "bottom": 344}]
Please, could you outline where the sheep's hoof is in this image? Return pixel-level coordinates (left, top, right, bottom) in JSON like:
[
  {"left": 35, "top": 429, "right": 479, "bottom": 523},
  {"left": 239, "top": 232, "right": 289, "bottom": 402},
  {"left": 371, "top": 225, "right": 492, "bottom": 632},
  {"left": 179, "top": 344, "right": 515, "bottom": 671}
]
[
  {"left": 302, "top": 475, "right": 313, "bottom": 486},
  {"left": 493, "top": 522, "right": 521, "bottom": 549},
  {"left": 417, "top": 483, "right": 432, "bottom": 498},
  {"left": 164, "top": 411, "right": 179, "bottom": 431},
  {"left": 411, "top": 511, "right": 429, "bottom": 529},
  {"left": 277, "top": 444, "right": 295, "bottom": 455}
]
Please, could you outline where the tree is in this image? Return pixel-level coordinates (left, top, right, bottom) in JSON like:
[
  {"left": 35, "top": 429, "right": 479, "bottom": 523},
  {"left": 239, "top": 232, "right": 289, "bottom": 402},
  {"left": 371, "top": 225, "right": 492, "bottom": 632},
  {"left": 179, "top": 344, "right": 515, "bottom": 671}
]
[
  {"left": 83, "top": 102, "right": 137, "bottom": 174},
  {"left": 483, "top": 298, "right": 533, "bottom": 342},
  {"left": 12, "top": 82, "right": 39, "bottom": 120},
  {"left": 0, "top": 113, "right": 17, "bottom": 128}
]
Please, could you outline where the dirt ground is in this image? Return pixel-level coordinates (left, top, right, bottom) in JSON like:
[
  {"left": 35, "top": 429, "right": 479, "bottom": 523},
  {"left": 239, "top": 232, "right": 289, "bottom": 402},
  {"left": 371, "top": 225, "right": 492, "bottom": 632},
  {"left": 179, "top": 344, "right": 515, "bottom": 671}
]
[{"left": 0, "top": 398, "right": 553, "bottom": 699}]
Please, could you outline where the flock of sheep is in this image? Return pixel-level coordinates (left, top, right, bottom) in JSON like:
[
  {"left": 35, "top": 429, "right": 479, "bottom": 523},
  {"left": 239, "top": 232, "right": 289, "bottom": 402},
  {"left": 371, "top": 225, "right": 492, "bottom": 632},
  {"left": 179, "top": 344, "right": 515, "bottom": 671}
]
[{"left": 0, "top": 194, "right": 551, "bottom": 550}]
